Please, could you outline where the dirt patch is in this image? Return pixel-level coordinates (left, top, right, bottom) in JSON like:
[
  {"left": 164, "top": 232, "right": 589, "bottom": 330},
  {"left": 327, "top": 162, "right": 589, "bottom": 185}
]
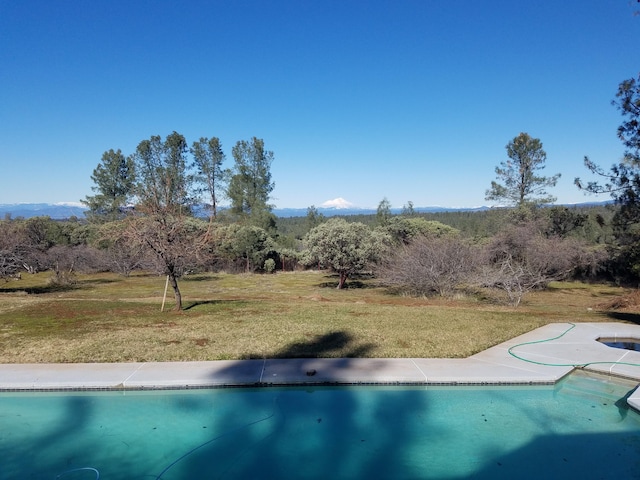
[
  {"left": 307, "top": 295, "right": 331, "bottom": 302},
  {"left": 149, "top": 321, "right": 178, "bottom": 328}
]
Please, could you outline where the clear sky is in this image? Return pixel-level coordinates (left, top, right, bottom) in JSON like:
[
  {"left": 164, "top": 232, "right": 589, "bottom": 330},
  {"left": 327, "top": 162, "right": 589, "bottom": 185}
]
[{"left": 1, "top": 0, "right": 639, "bottom": 209}]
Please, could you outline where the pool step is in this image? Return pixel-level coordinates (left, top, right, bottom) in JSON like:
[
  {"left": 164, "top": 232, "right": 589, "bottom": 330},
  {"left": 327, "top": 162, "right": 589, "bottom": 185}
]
[{"left": 558, "top": 373, "right": 636, "bottom": 404}]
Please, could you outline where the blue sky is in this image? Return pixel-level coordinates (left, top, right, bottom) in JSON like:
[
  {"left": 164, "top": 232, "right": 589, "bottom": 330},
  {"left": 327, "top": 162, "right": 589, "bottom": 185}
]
[{"left": 1, "top": 1, "right": 639, "bottom": 209}]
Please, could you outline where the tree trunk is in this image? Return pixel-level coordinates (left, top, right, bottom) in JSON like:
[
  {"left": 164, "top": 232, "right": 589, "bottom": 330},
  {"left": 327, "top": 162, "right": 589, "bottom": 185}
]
[
  {"left": 168, "top": 272, "right": 183, "bottom": 311},
  {"left": 337, "top": 272, "right": 348, "bottom": 289}
]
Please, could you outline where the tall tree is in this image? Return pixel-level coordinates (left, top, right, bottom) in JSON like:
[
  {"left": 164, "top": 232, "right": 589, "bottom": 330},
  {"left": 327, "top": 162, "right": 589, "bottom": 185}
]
[
  {"left": 401, "top": 200, "right": 415, "bottom": 216},
  {"left": 127, "top": 132, "right": 197, "bottom": 310},
  {"left": 306, "top": 205, "right": 324, "bottom": 230},
  {"left": 376, "top": 197, "right": 392, "bottom": 226},
  {"left": 82, "top": 149, "right": 135, "bottom": 222},
  {"left": 486, "top": 133, "right": 560, "bottom": 208},
  {"left": 576, "top": 73, "right": 640, "bottom": 280},
  {"left": 134, "top": 131, "right": 193, "bottom": 215},
  {"left": 227, "top": 137, "right": 275, "bottom": 222},
  {"left": 191, "top": 137, "right": 226, "bottom": 219}
]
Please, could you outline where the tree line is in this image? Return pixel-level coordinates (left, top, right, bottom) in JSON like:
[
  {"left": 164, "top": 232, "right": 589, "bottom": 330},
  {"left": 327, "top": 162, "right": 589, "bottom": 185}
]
[{"left": 1, "top": 73, "right": 639, "bottom": 309}]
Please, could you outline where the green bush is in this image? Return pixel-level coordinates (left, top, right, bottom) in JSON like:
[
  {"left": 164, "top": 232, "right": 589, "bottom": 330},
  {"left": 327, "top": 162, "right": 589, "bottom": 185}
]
[{"left": 264, "top": 258, "right": 276, "bottom": 273}]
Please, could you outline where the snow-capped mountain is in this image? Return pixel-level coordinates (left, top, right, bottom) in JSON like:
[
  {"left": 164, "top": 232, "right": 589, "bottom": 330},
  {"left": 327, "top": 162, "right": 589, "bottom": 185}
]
[
  {"left": 320, "top": 197, "right": 357, "bottom": 209},
  {"left": 0, "top": 203, "right": 88, "bottom": 220}
]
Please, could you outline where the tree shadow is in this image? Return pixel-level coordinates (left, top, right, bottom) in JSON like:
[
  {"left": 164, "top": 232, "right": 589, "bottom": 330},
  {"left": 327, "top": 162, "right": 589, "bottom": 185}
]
[
  {"left": 606, "top": 311, "right": 640, "bottom": 325},
  {"left": 0, "top": 276, "right": 117, "bottom": 295},
  {"left": 1, "top": 394, "right": 97, "bottom": 478},
  {"left": 0, "top": 283, "right": 77, "bottom": 294},
  {"left": 168, "top": 385, "right": 431, "bottom": 480},
  {"left": 156, "top": 335, "right": 428, "bottom": 479},
  {"left": 318, "top": 277, "right": 376, "bottom": 290},
  {"left": 77, "top": 278, "right": 119, "bottom": 286},
  {"left": 318, "top": 280, "right": 374, "bottom": 289},
  {"left": 162, "top": 368, "right": 640, "bottom": 479},
  {"left": 316, "top": 273, "right": 377, "bottom": 290},
  {"left": 182, "top": 274, "right": 221, "bottom": 282},
  {"left": 183, "top": 299, "right": 244, "bottom": 311},
  {"left": 7, "top": 367, "right": 639, "bottom": 479},
  {"left": 469, "top": 430, "right": 640, "bottom": 479},
  {"left": 267, "top": 330, "right": 376, "bottom": 359}
]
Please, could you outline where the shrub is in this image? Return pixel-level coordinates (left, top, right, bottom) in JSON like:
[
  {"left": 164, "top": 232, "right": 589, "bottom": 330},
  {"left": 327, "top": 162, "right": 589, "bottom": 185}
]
[
  {"left": 264, "top": 258, "right": 276, "bottom": 273},
  {"left": 379, "top": 235, "right": 479, "bottom": 297}
]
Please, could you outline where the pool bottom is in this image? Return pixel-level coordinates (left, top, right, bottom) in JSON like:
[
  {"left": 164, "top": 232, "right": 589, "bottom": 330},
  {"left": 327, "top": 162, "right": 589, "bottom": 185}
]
[{"left": 1, "top": 371, "right": 639, "bottom": 479}]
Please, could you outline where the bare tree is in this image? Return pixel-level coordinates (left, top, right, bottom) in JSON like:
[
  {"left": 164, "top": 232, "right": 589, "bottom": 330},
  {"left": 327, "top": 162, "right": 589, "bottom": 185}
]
[
  {"left": 97, "top": 221, "right": 149, "bottom": 276},
  {"left": 46, "top": 245, "right": 105, "bottom": 286},
  {"left": 379, "top": 235, "right": 479, "bottom": 297},
  {"left": 0, "top": 221, "right": 26, "bottom": 280},
  {"left": 103, "top": 241, "right": 149, "bottom": 277},
  {"left": 478, "top": 224, "right": 592, "bottom": 306},
  {"left": 118, "top": 214, "right": 208, "bottom": 308}
]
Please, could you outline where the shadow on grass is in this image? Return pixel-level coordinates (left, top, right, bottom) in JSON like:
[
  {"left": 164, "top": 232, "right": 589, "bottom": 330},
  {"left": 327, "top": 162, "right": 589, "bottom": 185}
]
[
  {"left": 318, "top": 280, "right": 374, "bottom": 289},
  {"left": 266, "top": 330, "right": 376, "bottom": 359},
  {"left": 606, "top": 311, "right": 640, "bottom": 325},
  {"left": 0, "top": 283, "right": 76, "bottom": 295},
  {"left": 76, "top": 278, "right": 120, "bottom": 287},
  {"left": 182, "top": 274, "right": 221, "bottom": 282},
  {"left": 0, "top": 276, "right": 119, "bottom": 295},
  {"left": 183, "top": 299, "right": 243, "bottom": 311},
  {"left": 318, "top": 273, "right": 376, "bottom": 290}
]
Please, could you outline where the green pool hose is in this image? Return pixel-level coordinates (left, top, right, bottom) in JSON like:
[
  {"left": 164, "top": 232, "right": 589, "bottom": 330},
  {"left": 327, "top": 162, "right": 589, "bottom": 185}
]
[{"left": 507, "top": 322, "right": 640, "bottom": 369}]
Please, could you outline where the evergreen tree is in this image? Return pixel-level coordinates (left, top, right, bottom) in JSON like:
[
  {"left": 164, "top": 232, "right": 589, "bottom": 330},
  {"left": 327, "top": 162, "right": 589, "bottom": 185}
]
[
  {"left": 486, "top": 133, "right": 560, "bottom": 208},
  {"left": 376, "top": 197, "right": 392, "bottom": 226},
  {"left": 133, "top": 131, "right": 193, "bottom": 215},
  {"left": 576, "top": 73, "right": 640, "bottom": 280},
  {"left": 401, "top": 200, "right": 416, "bottom": 216},
  {"left": 227, "top": 137, "right": 275, "bottom": 229},
  {"left": 191, "top": 137, "right": 226, "bottom": 219},
  {"left": 82, "top": 149, "right": 135, "bottom": 222},
  {"left": 306, "top": 205, "right": 324, "bottom": 230}
]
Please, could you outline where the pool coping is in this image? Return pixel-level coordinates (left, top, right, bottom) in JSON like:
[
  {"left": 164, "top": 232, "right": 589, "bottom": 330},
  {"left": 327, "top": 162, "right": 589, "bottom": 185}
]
[{"left": 2, "top": 322, "right": 640, "bottom": 409}]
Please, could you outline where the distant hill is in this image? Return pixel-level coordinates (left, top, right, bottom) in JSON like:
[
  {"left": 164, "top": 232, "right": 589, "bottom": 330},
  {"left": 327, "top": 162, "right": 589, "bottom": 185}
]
[
  {"left": 272, "top": 205, "right": 492, "bottom": 218},
  {"left": 0, "top": 203, "right": 492, "bottom": 219},
  {"left": 0, "top": 203, "right": 88, "bottom": 220},
  {"left": 271, "top": 202, "right": 613, "bottom": 218},
  {"left": 0, "top": 201, "right": 612, "bottom": 220}
]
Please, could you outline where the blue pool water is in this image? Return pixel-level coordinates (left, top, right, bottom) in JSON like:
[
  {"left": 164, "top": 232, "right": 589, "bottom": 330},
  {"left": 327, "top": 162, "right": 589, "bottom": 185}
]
[{"left": 1, "top": 372, "right": 639, "bottom": 479}]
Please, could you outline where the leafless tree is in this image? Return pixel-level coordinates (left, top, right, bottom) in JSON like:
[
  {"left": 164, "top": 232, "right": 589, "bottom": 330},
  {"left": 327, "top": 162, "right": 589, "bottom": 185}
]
[
  {"left": 104, "top": 241, "right": 149, "bottom": 277},
  {"left": 0, "top": 221, "right": 26, "bottom": 280},
  {"left": 116, "top": 214, "right": 208, "bottom": 309},
  {"left": 379, "top": 235, "right": 480, "bottom": 297},
  {"left": 96, "top": 221, "right": 149, "bottom": 276},
  {"left": 477, "top": 224, "right": 595, "bottom": 306},
  {"left": 0, "top": 220, "right": 49, "bottom": 277}
]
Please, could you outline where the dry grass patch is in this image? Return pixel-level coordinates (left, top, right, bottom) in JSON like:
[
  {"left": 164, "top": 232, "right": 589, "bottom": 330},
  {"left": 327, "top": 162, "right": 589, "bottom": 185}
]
[
  {"left": 0, "top": 272, "right": 635, "bottom": 363},
  {"left": 596, "top": 289, "right": 640, "bottom": 311}
]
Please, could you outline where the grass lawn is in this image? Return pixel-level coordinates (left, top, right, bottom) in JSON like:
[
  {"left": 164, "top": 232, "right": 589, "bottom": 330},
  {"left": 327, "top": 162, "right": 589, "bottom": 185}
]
[{"left": 0, "top": 270, "right": 637, "bottom": 363}]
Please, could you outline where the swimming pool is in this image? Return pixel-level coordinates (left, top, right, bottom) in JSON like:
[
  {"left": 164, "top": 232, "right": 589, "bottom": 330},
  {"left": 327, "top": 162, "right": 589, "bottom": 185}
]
[{"left": 1, "top": 371, "right": 639, "bottom": 480}]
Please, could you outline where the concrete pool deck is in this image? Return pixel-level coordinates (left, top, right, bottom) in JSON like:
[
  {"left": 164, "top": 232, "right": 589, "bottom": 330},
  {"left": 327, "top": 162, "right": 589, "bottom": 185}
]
[{"left": 2, "top": 322, "right": 640, "bottom": 409}]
